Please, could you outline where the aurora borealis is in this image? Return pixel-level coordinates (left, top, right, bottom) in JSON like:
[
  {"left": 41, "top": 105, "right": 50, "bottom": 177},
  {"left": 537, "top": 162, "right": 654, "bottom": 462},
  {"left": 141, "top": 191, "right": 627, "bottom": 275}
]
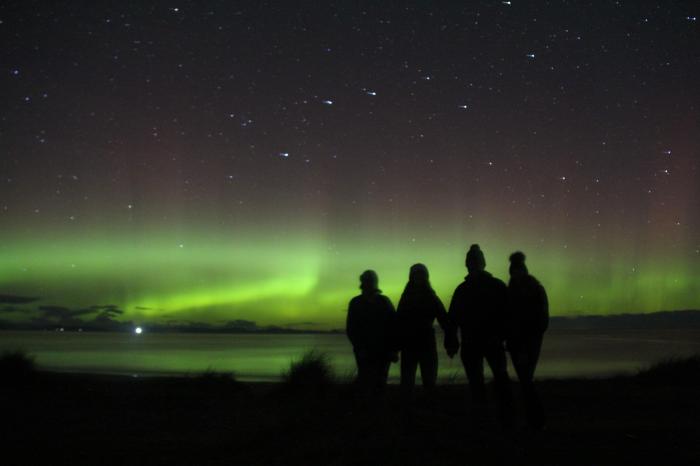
[{"left": 1, "top": 1, "right": 699, "bottom": 330}]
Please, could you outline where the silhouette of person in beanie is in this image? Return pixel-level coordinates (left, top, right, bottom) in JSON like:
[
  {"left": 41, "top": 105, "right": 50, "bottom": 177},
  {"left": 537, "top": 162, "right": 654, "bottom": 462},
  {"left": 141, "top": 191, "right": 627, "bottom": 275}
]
[
  {"left": 447, "top": 244, "right": 512, "bottom": 419},
  {"left": 396, "top": 263, "right": 449, "bottom": 396},
  {"left": 346, "top": 270, "right": 397, "bottom": 392},
  {"left": 506, "top": 251, "right": 549, "bottom": 429}
]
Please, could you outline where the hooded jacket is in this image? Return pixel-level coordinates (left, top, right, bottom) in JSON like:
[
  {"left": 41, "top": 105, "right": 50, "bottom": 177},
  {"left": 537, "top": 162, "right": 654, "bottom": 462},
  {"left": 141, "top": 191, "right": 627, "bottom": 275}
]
[
  {"left": 507, "top": 274, "right": 549, "bottom": 342},
  {"left": 396, "top": 282, "right": 448, "bottom": 349},
  {"left": 346, "top": 291, "right": 396, "bottom": 357},
  {"left": 448, "top": 270, "right": 508, "bottom": 344}
]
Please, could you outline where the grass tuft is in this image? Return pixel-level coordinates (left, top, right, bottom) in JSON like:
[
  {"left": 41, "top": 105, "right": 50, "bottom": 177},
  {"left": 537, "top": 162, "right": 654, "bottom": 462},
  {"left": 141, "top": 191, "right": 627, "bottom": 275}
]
[
  {"left": 196, "top": 368, "right": 238, "bottom": 386},
  {"left": 636, "top": 354, "right": 700, "bottom": 386},
  {"left": 283, "top": 350, "right": 334, "bottom": 391},
  {"left": 0, "top": 350, "right": 37, "bottom": 384}
]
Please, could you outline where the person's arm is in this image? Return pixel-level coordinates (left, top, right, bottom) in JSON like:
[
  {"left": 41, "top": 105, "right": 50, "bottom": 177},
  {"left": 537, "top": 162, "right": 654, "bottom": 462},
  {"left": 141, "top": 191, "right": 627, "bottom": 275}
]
[
  {"left": 346, "top": 299, "right": 357, "bottom": 346},
  {"left": 538, "top": 284, "right": 549, "bottom": 333},
  {"left": 496, "top": 280, "right": 509, "bottom": 341},
  {"left": 383, "top": 296, "right": 400, "bottom": 361},
  {"left": 395, "top": 293, "right": 406, "bottom": 320},
  {"left": 433, "top": 294, "right": 449, "bottom": 331},
  {"left": 444, "top": 288, "right": 461, "bottom": 357}
]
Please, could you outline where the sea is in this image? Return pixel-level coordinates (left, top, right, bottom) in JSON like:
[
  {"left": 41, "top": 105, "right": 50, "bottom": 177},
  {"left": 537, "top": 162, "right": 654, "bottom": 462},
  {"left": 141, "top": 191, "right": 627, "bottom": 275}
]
[{"left": 2, "top": 329, "right": 699, "bottom": 381}]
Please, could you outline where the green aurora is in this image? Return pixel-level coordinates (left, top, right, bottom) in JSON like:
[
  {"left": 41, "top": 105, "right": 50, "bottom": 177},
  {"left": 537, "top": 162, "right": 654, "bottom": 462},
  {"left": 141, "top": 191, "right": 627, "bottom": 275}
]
[
  {"left": 2, "top": 2, "right": 699, "bottom": 330},
  {"left": 1, "top": 224, "right": 698, "bottom": 329}
]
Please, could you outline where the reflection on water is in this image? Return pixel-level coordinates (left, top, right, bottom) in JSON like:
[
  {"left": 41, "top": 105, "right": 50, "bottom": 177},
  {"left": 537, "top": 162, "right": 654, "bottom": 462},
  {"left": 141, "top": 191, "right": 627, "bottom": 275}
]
[{"left": 2, "top": 329, "right": 699, "bottom": 381}]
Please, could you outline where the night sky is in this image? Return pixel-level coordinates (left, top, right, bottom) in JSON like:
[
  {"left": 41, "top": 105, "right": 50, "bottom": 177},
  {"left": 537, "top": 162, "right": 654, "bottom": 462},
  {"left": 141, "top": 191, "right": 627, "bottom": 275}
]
[{"left": 1, "top": 1, "right": 698, "bottom": 329}]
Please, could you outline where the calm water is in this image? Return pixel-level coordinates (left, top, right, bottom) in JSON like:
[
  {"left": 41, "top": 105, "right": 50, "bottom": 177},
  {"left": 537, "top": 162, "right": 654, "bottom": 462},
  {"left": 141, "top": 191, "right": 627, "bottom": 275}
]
[{"left": 2, "top": 329, "right": 699, "bottom": 381}]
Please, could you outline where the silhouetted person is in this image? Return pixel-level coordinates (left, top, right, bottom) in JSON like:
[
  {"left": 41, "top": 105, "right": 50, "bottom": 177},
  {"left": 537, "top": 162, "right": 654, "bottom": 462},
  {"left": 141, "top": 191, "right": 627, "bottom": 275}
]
[
  {"left": 396, "top": 263, "right": 449, "bottom": 395},
  {"left": 346, "top": 270, "right": 397, "bottom": 392},
  {"left": 506, "top": 251, "right": 549, "bottom": 429},
  {"left": 447, "top": 244, "right": 512, "bottom": 419}
]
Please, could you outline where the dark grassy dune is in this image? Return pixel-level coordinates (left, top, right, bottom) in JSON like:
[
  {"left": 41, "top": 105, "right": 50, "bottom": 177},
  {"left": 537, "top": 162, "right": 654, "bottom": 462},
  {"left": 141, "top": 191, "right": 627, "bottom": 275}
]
[{"left": 2, "top": 354, "right": 699, "bottom": 466}]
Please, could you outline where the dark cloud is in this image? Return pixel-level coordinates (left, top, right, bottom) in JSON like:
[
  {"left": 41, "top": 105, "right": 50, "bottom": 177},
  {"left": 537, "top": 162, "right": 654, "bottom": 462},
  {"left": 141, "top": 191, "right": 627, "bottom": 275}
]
[
  {"left": 88, "top": 304, "right": 120, "bottom": 310},
  {"left": 37, "top": 305, "right": 74, "bottom": 318},
  {"left": 28, "top": 304, "right": 127, "bottom": 330},
  {"left": 0, "top": 294, "right": 40, "bottom": 304},
  {"left": 284, "top": 322, "right": 319, "bottom": 327},
  {"left": 224, "top": 319, "right": 259, "bottom": 331},
  {"left": 0, "top": 306, "right": 27, "bottom": 313},
  {"left": 90, "top": 305, "right": 124, "bottom": 317},
  {"left": 39, "top": 305, "right": 94, "bottom": 318}
]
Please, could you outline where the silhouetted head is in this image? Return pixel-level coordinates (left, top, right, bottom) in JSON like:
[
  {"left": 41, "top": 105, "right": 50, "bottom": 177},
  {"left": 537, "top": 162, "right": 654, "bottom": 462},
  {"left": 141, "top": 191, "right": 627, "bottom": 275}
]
[
  {"left": 465, "top": 244, "right": 486, "bottom": 273},
  {"left": 509, "top": 251, "right": 528, "bottom": 278},
  {"left": 359, "top": 269, "right": 380, "bottom": 293},
  {"left": 408, "top": 263, "right": 429, "bottom": 285}
]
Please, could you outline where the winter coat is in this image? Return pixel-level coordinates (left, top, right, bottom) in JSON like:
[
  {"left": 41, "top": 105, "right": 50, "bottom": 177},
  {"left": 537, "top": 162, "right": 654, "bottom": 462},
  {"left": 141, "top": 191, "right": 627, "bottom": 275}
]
[
  {"left": 396, "top": 283, "right": 448, "bottom": 350},
  {"left": 346, "top": 292, "right": 397, "bottom": 359},
  {"left": 447, "top": 271, "right": 508, "bottom": 346},
  {"left": 506, "top": 275, "right": 549, "bottom": 348}
]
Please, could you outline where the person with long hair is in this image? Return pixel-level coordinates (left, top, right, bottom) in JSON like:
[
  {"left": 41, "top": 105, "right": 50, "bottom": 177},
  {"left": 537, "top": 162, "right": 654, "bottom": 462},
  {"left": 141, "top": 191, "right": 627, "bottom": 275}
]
[
  {"left": 506, "top": 251, "right": 549, "bottom": 429},
  {"left": 396, "top": 263, "right": 449, "bottom": 395}
]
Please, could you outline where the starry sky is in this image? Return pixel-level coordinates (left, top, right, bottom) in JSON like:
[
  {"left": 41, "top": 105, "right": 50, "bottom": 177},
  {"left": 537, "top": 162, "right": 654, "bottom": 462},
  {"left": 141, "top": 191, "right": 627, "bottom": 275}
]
[{"left": 1, "top": 1, "right": 699, "bottom": 330}]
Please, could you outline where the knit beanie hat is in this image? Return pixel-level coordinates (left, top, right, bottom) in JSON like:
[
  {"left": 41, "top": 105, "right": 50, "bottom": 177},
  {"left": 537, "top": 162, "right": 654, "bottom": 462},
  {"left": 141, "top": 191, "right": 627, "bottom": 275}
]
[
  {"left": 359, "top": 269, "right": 379, "bottom": 291},
  {"left": 509, "top": 251, "right": 528, "bottom": 274},
  {"left": 466, "top": 244, "right": 486, "bottom": 271}
]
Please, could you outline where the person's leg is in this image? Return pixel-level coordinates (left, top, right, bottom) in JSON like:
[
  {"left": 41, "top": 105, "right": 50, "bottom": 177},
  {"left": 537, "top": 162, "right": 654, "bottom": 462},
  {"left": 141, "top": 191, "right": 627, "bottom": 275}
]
[
  {"left": 355, "top": 353, "right": 368, "bottom": 386},
  {"left": 519, "top": 337, "right": 545, "bottom": 428},
  {"left": 529, "top": 336, "right": 543, "bottom": 377},
  {"left": 485, "top": 342, "right": 512, "bottom": 425},
  {"left": 354, "top": 354, "right": 375, "bottom": 404},
  {"left": 401, "top": 348, "right": 419, "bottom": 392},
  {"left": 461, "top": 347, "right": 485, "bottom": 404},
  {"left": 377, "top": 358, "right": 391, "bottom": 389},
  {"left": 419, "top": 343, "right": 438, "bottom": 390}
]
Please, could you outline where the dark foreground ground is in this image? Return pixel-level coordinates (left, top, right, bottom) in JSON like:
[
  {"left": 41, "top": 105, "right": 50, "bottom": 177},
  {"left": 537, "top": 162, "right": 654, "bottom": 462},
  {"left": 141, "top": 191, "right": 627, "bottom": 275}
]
[{"left": 3, "top": 370, "right": 700, "bottom": 466}]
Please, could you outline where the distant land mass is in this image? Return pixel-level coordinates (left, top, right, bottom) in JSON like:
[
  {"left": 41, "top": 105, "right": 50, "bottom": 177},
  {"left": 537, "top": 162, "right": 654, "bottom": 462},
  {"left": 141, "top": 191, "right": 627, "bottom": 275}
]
[
  {"left": 548, "top": 310, "right": 700, "bottom": 330},
  {"left": 2, "top": 310, "right": 700, "bottom": 333}
]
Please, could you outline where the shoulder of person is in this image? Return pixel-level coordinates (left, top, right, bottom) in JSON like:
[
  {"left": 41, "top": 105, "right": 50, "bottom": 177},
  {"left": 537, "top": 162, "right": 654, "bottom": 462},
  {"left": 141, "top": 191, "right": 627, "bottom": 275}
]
[
  {"left": 532, "top": 275, "right": 546, "bottom": 290},
  {"left": 348, "top": 295, "right": 363, "bottom": 306},
  {"left": 379, "top": 294, "right": 394, "bottom": 305},
  {"left": 453, "top": 281, "right": 468, "bottom": 293},
  {"left": 490, "top": 275, "right": 507, "bottom": 289}
]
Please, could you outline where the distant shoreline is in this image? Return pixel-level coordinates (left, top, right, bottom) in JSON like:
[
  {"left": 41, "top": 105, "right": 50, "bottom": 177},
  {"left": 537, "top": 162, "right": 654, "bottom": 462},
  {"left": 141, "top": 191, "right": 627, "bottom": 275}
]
[{"left": 2, "top": 309, "right": 700, "bottom": 333}]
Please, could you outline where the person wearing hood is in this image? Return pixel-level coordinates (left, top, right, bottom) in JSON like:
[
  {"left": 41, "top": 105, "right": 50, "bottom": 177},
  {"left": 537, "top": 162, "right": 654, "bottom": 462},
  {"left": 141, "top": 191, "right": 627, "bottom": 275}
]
[
  {"left": 396, "top": 263, "right": 449, "bottom": 395},
  {"left": 506, "top": 251, "right": 549, "bottom": 429},
  {"left": 346, "top": 270, "right": 397, "bottom": 391},
  {"left": 446, "top": 244, "right": 512, "bottom": 416}
]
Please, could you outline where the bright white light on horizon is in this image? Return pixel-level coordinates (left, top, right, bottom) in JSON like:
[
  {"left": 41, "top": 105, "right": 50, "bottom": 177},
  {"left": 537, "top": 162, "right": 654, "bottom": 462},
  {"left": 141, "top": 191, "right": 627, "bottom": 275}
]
[{"left": 134, "top": 327, "right": 143, "bottom": 334}]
